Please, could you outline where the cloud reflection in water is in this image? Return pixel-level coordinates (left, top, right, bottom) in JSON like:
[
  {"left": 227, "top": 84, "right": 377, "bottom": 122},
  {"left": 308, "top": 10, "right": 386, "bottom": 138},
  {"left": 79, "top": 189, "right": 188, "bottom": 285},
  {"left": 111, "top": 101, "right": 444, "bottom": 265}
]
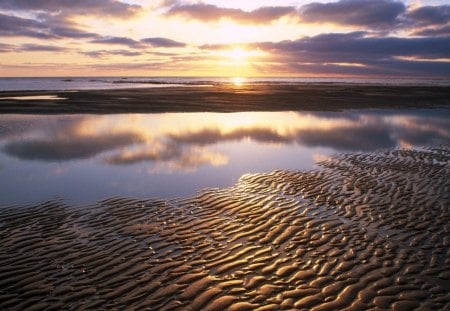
[
  {"left": 1, "top": 110, "right": 449, "bottom": 166},
  {"left": 0, "top": 109, "right": 448, "bottom": 204}
]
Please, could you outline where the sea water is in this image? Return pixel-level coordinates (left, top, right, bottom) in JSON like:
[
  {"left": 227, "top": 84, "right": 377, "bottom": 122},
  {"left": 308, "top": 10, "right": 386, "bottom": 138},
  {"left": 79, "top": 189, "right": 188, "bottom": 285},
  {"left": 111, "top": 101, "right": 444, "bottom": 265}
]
[{"left": 1, "top": 76, "right": 449, "bottom": 91}]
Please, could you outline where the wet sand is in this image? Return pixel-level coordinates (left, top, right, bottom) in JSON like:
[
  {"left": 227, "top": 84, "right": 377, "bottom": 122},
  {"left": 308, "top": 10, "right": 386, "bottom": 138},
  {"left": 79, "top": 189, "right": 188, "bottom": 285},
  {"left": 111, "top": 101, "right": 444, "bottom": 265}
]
[
  {"left": 0, "top": 84, "right": 449, "bottom": 113},
  {"left": 1, "top": 147, "right": 449, "bottom": 310}
]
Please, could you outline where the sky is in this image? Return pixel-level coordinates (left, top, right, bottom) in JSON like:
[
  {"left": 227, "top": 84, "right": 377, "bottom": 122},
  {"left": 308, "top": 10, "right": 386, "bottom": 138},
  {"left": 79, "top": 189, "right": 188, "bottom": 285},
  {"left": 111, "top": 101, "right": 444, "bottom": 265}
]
[{"left": 0, "top": 0, "right": 449, "bottom": 77}]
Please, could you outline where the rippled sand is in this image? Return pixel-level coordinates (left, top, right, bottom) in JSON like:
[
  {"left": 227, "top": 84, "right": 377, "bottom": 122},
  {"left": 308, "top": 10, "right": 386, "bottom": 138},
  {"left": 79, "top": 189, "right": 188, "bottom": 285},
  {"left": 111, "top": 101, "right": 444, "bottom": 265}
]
[{"left": 1, "top": 148, "right": 449, "bottom": 310}]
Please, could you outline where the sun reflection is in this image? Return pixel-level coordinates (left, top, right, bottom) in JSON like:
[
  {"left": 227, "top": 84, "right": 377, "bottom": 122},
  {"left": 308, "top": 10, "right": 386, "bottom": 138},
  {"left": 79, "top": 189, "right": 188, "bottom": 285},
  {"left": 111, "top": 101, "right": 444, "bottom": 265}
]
[{"left": 232, "top": 77, "right": 246, "bottom": 86}]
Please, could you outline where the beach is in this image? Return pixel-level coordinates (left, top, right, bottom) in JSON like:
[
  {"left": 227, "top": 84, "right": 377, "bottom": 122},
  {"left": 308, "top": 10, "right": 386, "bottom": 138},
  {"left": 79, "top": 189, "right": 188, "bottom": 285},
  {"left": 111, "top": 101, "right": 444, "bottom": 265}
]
[
  {"left": 0, "top": 147, "right": 449, "bottom": 310},
  {"left": 3, "top": 0, "right": 450, "bottom": 308},
  {"left": 0, "top": 84, "right": 450, "bottom": 114},
  {"left": 0, "top": 83, "right": 449, "bottom": 310}
]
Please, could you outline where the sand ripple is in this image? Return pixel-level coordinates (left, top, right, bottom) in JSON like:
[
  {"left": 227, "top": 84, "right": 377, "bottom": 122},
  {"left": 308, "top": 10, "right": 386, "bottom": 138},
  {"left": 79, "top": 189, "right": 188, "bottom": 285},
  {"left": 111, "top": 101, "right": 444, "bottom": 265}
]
[{"left": 0, "top": 147, "right": 449, "bottom": 310}]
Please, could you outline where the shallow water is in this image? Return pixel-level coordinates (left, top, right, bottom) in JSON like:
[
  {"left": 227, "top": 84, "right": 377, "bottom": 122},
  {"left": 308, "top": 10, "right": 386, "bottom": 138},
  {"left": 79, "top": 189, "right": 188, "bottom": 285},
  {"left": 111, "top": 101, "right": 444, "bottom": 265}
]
[{"left": 0, "top": 109, "right": 449, "bottom": 205}]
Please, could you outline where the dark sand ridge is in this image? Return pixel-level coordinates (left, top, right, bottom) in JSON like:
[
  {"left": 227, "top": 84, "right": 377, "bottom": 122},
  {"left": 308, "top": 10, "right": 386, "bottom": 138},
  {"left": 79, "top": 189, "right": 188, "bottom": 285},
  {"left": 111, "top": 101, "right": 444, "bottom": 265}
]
[
  {"left": 0, "top": 84, "right": 450, "bottom": 114},
  {"left": 0, "top": 148, "right": 449, "bottom": 310}
]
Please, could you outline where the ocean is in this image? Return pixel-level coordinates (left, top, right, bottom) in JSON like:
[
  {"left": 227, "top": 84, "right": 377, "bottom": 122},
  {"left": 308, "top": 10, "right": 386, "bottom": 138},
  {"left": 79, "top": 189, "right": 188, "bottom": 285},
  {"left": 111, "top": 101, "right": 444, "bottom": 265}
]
[{"left": 1, "top": 76, "right": 450, "bottom": 91}]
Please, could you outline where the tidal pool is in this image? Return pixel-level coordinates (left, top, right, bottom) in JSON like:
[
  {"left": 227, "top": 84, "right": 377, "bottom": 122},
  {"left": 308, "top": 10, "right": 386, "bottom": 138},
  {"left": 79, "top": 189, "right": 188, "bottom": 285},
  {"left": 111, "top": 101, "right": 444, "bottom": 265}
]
[{"left": 0, "top": 109, "right": 448, "bottom": 205}]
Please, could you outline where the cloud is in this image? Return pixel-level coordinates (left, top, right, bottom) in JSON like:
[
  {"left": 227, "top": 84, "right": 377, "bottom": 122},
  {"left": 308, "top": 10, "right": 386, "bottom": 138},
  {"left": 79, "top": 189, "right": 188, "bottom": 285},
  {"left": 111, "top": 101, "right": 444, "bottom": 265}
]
[
  {"left": 164, "top": 112, "right": 450, "bottom": 152},
  {"left": 170, "top": 127, "right": 292, "bottom": 145},
  {"left": 163, "top": 0, "right": 449, "bottom": 35},
  {"left": 0, "top": 43, "right": 15, "bottom": 53},
  {"left": 201, "top": 31, "right": 450, "bottom": 77},
  {"left": 298, "top": 0, "right": 405, "bottom": 28},
  {"left": 406, "top": 5, "right": 450, "bottom": 26},
  {"left": 277, "top": 31, "right": 450, "bottom": 59},
  {"left": 167, "top": 124, "right": 394, "bottom": 152},
  {"left": 141, "top": 37, "right": 186, "bottom": 48},
  {"left": 0, "top": 13, "right": 99, "bottom": 39},
  {"left": 104, "top": 144, "right": 227, "bottom": 172},
  {"left": 81, "top": 50, "right": 143, "bottom": 58},
  {"left": 105, "top": 143, "right": 181, "bottom": 164},
  {"left": 165, "top": 2, "right": 296, "bottom": 24},
  {"left": 295, "top": 124, "right": 396, "bottom": 151},
  {"left": 3, "top": 133, "right": 142, "bottom": 161},
  {"left": 412, "top": 25, "right": 450, "bottom": 37},
  {"left": 1, "top": 115, "right": 144, "bottom": 161},
  {"left": 91, "top": 36, "right": 188, "bottom": 49},
  {"left": 0, "top": 0, "right": 141, "bottom": 18},
  {"left": 0, "top": 42, "right": 71, "bottom": 53},
  {"left": 0, "top": 13, "right": 54, "bottom": 39},
  {"left": 50, "top": 26, "right": 98, "bottom": 39},
  {"left": 405, "top": 5, "right": 450, "bottom": 37},
  {"left": 20, "top": 44, "right": 69, "bottom": 52},
  {"left": 91, "top": 36, "right": 142, "bottom": 48},
  {"left": 168, "top": 148, "right": 227, "bottom": 171}
]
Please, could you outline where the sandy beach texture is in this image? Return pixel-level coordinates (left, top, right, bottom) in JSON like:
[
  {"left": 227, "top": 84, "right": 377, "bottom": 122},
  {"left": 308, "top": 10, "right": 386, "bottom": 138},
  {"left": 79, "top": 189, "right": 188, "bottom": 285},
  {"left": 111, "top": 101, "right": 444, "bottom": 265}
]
[
  {"left": 0, "top": 147, "right": 449, "bottom": 310},
  {"left": 0, "top": 84, "right": 449, "bottom": 113}
]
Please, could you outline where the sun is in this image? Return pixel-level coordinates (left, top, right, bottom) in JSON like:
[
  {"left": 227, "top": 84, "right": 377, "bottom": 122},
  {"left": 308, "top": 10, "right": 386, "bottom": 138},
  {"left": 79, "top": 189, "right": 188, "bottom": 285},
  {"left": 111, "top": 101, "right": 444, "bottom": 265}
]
[
  {"left": 232, "top": 77, "right": 246, "bottom": 86},
  {"left": 229, "top": 48, "right": 247, "bottom": 61},
  {"left": 219, "top": 47, "right": 251, "bottom": 62}
]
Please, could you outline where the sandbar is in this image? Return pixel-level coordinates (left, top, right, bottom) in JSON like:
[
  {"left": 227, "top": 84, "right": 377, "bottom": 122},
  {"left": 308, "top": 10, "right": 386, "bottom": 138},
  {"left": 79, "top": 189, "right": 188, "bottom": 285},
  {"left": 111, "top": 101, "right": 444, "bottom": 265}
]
[{"left": 0, "top": 84, "right": 449, "bottom": 114}]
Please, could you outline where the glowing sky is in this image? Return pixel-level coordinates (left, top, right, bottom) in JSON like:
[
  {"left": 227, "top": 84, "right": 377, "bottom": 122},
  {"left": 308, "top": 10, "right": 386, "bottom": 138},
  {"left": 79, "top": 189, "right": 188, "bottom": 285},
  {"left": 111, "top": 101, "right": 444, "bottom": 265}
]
[{"left": 0, "top": 0, "right": 449, "bottom": 77}]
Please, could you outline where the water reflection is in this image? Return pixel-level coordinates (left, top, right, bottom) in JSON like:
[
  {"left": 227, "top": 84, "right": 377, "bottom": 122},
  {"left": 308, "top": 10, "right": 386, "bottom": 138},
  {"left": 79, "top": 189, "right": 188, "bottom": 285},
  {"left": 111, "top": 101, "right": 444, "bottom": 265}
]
[{"left": 0, "top": 109, "right": 449, "bottom": 204}]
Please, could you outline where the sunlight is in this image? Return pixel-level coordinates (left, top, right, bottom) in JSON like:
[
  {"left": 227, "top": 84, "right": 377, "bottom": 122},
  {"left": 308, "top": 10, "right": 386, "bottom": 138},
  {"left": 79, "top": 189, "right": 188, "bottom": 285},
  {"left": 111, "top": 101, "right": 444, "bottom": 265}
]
[
  {"left": 230, "top": 48, "right": 246, "bottom": 61},
  {"left": 219, "top": 47, "right": 265, "bottom": 64},
  {"left": 232, "top": 77, "right": 246, "bottom": 86},
  {"left": 219, "top": 47, "right": 248, "bottom": 63}
]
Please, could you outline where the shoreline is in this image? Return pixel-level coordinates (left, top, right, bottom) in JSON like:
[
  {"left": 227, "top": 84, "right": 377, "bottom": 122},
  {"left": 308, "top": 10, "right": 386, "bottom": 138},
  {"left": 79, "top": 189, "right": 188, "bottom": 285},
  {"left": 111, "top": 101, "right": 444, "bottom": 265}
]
[{"left": 0, "top": 84, "right": 449, "bottom": 114}]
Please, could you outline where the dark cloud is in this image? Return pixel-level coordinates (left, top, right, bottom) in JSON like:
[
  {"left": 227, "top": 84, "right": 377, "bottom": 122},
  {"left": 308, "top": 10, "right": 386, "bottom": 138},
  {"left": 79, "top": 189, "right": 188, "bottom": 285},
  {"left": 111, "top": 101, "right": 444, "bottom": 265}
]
[
  {"left": 167, "top": 124, "right": 394, "bottom": 152},
  {"left": 89, "top": 36, "right": 187, "bottom": 49},
  {"left": 295, "top": 125, "right": 396, "bottom": 151},
  {"left": 201, "top": 32, "right": 450, "bottom": 77},
  {"left": 3, "top": 133, "right": 142, "bottom": 161},
  {"left": 1, "top": 116, "right": 144, "bottom": 161},
  {"left": 91, "top": 36, "right": 142, "bottom": 48},
  {"left": 406, "top": 5, "right": 450, "bottom": 26},
  {"left": 0, "top": 0, "right": 141, "bottom": 18},
  {"left": 164, "top": 112, "right": 450, "bottom": 152},
  {"left": 165, "top": 3, "right": 296, "bottom": 24},
  {"left": 0, "top": 13, "right": 54, "bottom": 39},
  {"left": 0, "top": 43, "right": 71, "bottom": 53},
  {"left": 81, "top": 50, "right": 143, "bottom": 58},
  {"left": 298, "top": 0, "right": 405, "bottom": 27},
  {"left": 20, "top": 43, "right": 68, "bottom": 52},
  {"left": 274, "top": 32, "right": 450, "bottom": 59},
  {"left": 402, "top": 5, "right": 450, "bottom": 37},
  {"left": 50, "top": 27, "right": 98, "bottom": 39},
  {"left": 163, "top": 0, "right": 449, "bottom": 35},
  {"left": 412, "top": 25, "right": 450, "bottom": 37},
  {"left": 0, "top": 13, "right": 99, "bottom": 39},
  {"left": 141, "top": 37, "right": 186, "bottom": 48}
]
